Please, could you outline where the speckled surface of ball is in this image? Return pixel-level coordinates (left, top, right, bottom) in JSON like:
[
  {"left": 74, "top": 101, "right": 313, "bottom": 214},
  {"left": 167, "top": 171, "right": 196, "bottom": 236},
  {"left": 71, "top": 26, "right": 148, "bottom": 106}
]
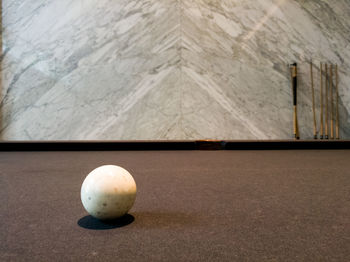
[{"left": 81, "top": 165, "right": 137, "bottom": 220}]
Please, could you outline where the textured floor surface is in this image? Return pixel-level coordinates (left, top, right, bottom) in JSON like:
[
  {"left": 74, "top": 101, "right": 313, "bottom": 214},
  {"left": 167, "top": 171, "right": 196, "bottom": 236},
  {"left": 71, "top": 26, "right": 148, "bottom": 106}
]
[{"left": 1, "top": 150, "right": 350, "bottom": 261}]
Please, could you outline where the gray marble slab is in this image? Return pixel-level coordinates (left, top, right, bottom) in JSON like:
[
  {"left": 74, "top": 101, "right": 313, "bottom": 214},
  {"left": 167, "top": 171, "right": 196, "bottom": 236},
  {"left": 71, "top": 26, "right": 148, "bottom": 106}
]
[{"left": 1, "top": 0, "right": 349, "bottom": 140}]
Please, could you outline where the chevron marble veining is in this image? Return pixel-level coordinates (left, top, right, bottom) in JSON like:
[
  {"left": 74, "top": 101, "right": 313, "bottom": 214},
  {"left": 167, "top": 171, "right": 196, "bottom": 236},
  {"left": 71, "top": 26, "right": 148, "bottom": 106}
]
[
  {"left": 180, "top": 0, "right": 350, "bottom": 139},
  {"left": 1, "top": 0, "right": 350, "bottom": 140}
]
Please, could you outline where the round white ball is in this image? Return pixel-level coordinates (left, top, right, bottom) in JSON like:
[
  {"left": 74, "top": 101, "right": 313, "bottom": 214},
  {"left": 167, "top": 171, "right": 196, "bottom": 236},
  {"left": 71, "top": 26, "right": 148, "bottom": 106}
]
[{"left": 81, "top": 165, "right": 137, "bottom": 220}]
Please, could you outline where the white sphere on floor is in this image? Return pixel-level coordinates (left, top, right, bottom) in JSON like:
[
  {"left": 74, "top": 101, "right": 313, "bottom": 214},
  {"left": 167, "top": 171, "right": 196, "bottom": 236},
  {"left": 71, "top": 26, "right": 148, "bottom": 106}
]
[{"left": 81, "top": 165, "right": 137, "bottom": 220}]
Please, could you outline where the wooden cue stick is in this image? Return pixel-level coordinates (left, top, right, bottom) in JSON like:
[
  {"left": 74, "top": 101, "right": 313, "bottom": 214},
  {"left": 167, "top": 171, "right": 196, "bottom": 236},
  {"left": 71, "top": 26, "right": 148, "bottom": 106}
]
[
  {"left": 330, "top": 64, "right": 334, "bottom": 139},
  {"left": 319, "top": 62, "right": 324, "bottom": 139},
  {"left": 290, "top": 67, "right": 296, "bottom": 139},
  {"left": 290, "top": 63, "right": 299, "bottom": 139},
  {"left": 296, "top": 73, "right": 300, "bottom": 139},
  {"left": 290, "top": 66, "right": 296, "bottom": 139},
  {"left": 296, "top": 109, "right": 300, "bottom": 139},
  {"left": 335, "top": 64, "right": 339, "bottom": 139},
  {"left": 325, "top": 63, "right": 329, "bottom": 139},
  {"left": 310, "top": 61, "right": 317, "bottom": 139}
]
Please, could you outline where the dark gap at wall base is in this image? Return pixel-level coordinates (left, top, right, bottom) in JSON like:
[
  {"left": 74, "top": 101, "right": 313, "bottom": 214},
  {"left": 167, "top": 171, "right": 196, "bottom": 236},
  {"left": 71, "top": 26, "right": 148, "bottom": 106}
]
[{"left": 0, "top": 140, "right": 349, "bottom": 151}]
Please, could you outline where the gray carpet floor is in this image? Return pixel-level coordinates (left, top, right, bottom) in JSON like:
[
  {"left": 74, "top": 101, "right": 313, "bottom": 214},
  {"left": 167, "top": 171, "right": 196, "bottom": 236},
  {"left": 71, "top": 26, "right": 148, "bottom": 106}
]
[{"left": 1, "top": 150, "right": 349, "bottom": 261}]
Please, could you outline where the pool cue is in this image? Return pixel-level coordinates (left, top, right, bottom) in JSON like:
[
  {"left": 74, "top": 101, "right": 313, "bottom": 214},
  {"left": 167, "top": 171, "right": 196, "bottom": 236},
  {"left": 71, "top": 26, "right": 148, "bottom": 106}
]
[
  {"left": 330, "top": 64, "right": 334, "bottom": 139},
  {"left": 310, "top": 61, "right": 317, "bottom": 139},
  {"left": 290, "top": 63, "right": 299, "bottom": 139},
  {"left": 335, "top": 64, "right": 339, "bottom": 139},
  {"left": 319, "top": 62, "right": 324, "bottom": 139},
  {"left": 324, "top": 63, "right": 329, "bottom": 139}
]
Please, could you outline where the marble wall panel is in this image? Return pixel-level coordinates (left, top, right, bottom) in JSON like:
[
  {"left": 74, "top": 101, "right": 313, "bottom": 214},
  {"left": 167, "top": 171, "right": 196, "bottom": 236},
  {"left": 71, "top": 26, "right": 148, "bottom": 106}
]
[
  {"left": 1, "top": 0, "right": 349, "bottom": 140},
  {"left": 1, "top": 0, "right": 182, "bottom": 139},
  {"left": 181, "top": 0, "right": 350, "bottom": 139}
]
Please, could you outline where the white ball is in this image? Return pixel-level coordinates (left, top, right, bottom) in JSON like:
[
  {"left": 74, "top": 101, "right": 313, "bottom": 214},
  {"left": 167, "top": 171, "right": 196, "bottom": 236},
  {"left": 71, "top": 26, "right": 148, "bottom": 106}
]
[{"left": 81, "top": 165, "right": 137, "bottom": 220}]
